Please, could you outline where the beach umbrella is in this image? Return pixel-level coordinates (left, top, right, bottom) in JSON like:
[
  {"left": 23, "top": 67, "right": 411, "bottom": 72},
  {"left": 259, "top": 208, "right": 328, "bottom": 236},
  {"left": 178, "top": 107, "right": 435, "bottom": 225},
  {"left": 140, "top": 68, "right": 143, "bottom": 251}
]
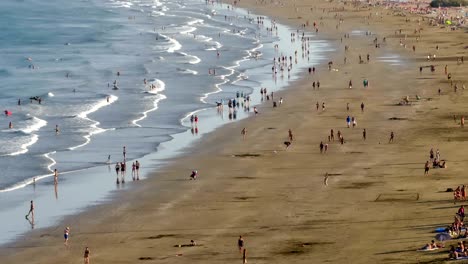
[{"left": 435, "top": 233, "right": 452, "bottom": 241}]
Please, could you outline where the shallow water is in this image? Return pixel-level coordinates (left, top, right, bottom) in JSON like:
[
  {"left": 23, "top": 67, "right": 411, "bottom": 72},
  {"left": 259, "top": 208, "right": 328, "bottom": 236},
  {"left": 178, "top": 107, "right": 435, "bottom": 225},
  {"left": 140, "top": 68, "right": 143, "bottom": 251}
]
[{"left": 0, "top": 0, "right": 333, "bottom": 244}]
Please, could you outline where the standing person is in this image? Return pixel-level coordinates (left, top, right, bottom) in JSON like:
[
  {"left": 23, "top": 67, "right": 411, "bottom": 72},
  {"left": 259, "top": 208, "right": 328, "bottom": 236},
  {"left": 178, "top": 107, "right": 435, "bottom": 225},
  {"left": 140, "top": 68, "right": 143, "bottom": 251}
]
[
  {"left": 362, "top": 129, "right": 366, "bottom": 140},
  {"left": 288, "top": 129, "right": 293, "bottom": 141},
  {"left": 352, "top": 117, "right": 357, "bottom": 128},
  {"left": 346, "top": 116, "right": 351, "bottom": 128},
  {"left": 84, "top": 247, "right": 90, "bottom": 264},
  {"left": 389, "top": 131, "right": 394, "bottom": 143},
  {"left": 424, "top": 161, "right": 430, "bottom": 175},
  {"left": 430, "top": 148, "right": 434, "bottom": 160},
  {"left": 241, "top": 128, "right": 247, "bottom": 140},
  {"left": 319, "top": 141, "right": 324, "bottom": 153},
  {"left": 462, "top": 186, "right": 467, "bottom": 201},
  {"left": 115, "top": 162, "right": 120, "bottom": 184},
  {"left": 238, "top": 236, "right": 244, "bottom": 253},
  {"left": 361, "top": 102, "right": 365, "bottom": 112},
  {"left": 123, "top": 146, "right": 126, "bottom": 161},
  {"left": 64, "top": 227, "right": 70, "bottom": 245},
  {"left": 243, "top": 249, "right": 247, "bottom": 264},
  {"left": 316, "top": 101, "right": 319, "bottom": 111},
  {"left": 330, "top": 129, "right": 335, "bottom": 141},
  {"left": 26, "top": 200, "right": 34, "bottom": 219},
  {"left": 55, "top": 125, "right": 60, "bottom": 134},
  {"left": 132, "top": 162, "right": 136, "bottom": 180},
  {"left": 348, "top": 80, "right": 352, "bottom": 89},
  {"left": 461, "top": 116, "right": 465, "bottom": 128},
  {"left": 54, "top": 169, "right": 58, "bottom": 185},
  {"left": 135, "top": 160, "right": 140, "bottom": 180}
]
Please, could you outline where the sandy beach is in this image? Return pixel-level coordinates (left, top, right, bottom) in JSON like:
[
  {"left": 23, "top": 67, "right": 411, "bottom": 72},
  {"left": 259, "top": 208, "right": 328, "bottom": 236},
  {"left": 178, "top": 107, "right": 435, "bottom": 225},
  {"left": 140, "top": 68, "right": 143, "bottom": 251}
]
[{"left": 2, "top": 0, "right": 468, "bottom": 263}]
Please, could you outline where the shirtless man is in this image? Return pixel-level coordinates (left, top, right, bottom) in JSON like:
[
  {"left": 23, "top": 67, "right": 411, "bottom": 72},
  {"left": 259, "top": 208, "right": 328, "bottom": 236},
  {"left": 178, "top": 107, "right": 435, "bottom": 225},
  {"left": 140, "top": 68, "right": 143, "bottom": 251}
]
[{"left": 389, "top": 131, "right": 394, "bottom": 143}]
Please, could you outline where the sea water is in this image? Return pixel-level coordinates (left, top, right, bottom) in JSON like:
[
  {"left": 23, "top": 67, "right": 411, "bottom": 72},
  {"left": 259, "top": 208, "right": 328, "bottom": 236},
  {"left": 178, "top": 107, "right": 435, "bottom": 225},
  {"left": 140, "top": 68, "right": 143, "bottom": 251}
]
[{"left": 0, "top": 0, "right": 332, "bottom": 244}]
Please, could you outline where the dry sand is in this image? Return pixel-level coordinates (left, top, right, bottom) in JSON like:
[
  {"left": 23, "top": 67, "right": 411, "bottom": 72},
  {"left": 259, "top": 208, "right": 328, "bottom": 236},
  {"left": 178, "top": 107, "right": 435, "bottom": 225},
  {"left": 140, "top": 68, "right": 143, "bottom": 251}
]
[{"left": 1, "top": 0, "right": 468, "bottom": 263}]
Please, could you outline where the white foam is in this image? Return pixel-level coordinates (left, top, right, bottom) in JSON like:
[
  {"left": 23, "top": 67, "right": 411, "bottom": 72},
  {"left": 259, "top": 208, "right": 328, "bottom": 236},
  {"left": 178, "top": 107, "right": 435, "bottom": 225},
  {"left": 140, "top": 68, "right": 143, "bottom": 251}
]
[
  {"left": 178, "top": 52, "right": 201, "bottom": 64},
  {"left": 68, "top": 95, "right": 118, "bottom": 150},
  {"left": 7, "top": 134, "right": 39, "bottom": 156},
  {"left": 20, "top": 117, "right": 47, "bottom": 134},
  {"left": 160, "top": 33, "right": 182, "bottom": 53},
  {"left": 48, "top": 92, "right": 55, "bottom": 97},
  {"left": 145, "top": 78, "right": 166, "bottom": 94},
  {"left": 132, "top": 94, "right": 167, "bottom": 127}
]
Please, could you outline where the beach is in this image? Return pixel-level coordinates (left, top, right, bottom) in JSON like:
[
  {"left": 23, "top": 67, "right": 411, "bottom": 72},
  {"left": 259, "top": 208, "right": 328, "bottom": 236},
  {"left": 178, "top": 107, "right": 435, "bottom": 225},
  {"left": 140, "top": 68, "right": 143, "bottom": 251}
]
[{"left": 2, "top": 0, "right": 468, "bottom": 263}]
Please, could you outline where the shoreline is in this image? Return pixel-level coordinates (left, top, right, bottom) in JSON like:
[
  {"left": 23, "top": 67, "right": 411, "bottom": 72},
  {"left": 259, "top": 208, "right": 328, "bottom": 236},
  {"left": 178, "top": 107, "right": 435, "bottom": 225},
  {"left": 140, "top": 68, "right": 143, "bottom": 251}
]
[
  {"left": 2, "top": 0, "right": 467, "bottom": 263},
  {"left": 0, "top": 2, "right": 331, "bottom": 246}
]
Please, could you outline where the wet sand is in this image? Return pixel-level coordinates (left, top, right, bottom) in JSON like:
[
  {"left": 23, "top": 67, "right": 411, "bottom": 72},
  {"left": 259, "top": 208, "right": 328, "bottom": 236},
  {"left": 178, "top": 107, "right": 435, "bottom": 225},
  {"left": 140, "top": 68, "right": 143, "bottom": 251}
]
[{"left": 2, "top": 0, "right": 468, "bottom": 263}]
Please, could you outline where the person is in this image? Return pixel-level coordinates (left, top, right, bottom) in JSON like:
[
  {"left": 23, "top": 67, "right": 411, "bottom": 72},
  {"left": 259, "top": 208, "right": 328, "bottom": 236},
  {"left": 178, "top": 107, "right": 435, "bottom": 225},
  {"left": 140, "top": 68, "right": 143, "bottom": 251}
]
[
  {"left": 123, "top": 146, "right": 126, "bottom": 160},
  {"left": 84, "top": 247, "right": 90, "bottom": 264},
  {"left": 348, "top": 80, "right": 352, "bottom": 89},
  {"left": 55, "top": 125, "right": 59, "bottom": 134},
  {"left": 458, "top": 205, "right": 465, "bottom": 221},
  {"left": 322, "top": 102, "right": 325, "bottom": 111},
  {"left": 362, "top": 129, "right": 366, "bottom": 140},
  {"left": 253, "top": 107, "right": 258, "bottom": 115},
  {"left": 361, "top": 102, "right": 365, "bottom": 112},
  {"left": 238, "top": 236, "right": 244, "bottom": 253},
  {"left": 346, "top": 103, "right": 349, "bottom": 111},
  {"left": 288, "top": 129, "right": 293, "bottom": 141},
  {"left": 54, "top": 169, "right": 58, "bottom": 184},
  {"left": 449, "top": 245, "right": 458, "bottom": 259},
  {"left": 115, "top": 163, "right": 120, "bottom": 183},
  {"left": 389, "top": 131, "right": 394, "bottom": 143},
  {"left": 26, "top": 200, "right": 34, "bottom": 219},
  {"left": 324, "top": 172, "right": 329, "bottom": 186},
  {"left": 190, "top": 170, "right": 198, "bottom": 180},
  {"left": 316, "top": 102, "right": 319, "bottom": 111},
  {"left": 9, "top": 121, "right": 12, "bottom": 129},
  {"left": 243, "top": 248, "right": 247, "bottom": 264},
  {"left": 462, "top": 116, "right": 465, "bottom": 128},
  {"left": 132, "top": 162, "right": 136, "bottom": 180},
  {"left": 424, "top": 161, "right": 430, "bottom": 175},
  {"left": 241, "top": 128, "right": 247, "bottom": 140},
  {"left": 135, "top": 160, "right": 140, "bottom": 180},
  {"left": 64, "top": 227, "right": 70, "bottom": 245},
  {"left": 346, "top": 116, "right": 351, "bottom": 128}
]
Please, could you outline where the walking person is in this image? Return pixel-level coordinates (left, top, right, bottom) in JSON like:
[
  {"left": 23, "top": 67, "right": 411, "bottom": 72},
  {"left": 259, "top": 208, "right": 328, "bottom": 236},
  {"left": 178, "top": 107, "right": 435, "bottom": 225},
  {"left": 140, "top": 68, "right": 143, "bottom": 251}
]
[
  {"left": 64, "top": 227, "right": 70, "bottom": 246},
  {"left": 424, "top": 161, "right": 430, "bottom": 175},
  {"left": 362, "top": 128, "right": 366, "bottom": 140},
  {"left": 115, "top": 162, "right": 121, "bottom": 184},
  {"left": 84, "top": 247, "right": 90, "bottom": 264},
  {"left": 123, "top": 146, "right": 126, "bottom": 161},
  {"left": 389, "top": 131, "right": 394, "bottom": 143},
  {"left": 238, "top": 236, "right": 244, "bottom": 253},
  {"left": 241, "top": 128, "right": 247, "bottom": 140},
  {"left": 25, "top": 200, "right": 34, "bottom": 219},
  {"left": 288, "top": 129, "right": 293, "bottom": 141},
  {"left": 361, "top": 102, "right": 365, "bottom": 112}
]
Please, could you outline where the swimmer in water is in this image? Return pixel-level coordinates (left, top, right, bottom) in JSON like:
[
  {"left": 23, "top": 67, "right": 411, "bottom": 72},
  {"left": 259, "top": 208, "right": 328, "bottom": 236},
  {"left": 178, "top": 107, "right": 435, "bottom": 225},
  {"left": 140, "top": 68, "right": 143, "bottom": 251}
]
[{"left": 55, "top": 125, "right": 59, "bottom": 134}]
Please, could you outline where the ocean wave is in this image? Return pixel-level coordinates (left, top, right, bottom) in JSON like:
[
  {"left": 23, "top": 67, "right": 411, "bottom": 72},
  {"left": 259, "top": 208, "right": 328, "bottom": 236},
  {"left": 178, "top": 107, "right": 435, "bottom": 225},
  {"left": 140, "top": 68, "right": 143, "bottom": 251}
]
[
  {"left": 131, "top": 94, "right": 167, "bottom": 127},
  {"left": 177, "top": 68, "right": 198, "bottom": 75},
  {"left": 159, "top": 33, "right": 182, "bottom": 53},
  {"left": 7, "top": 134, "right": 39, "bottom": 156},
  {"left": 68, "top": 94, "right": 118, "bottom": 150},
  {"left": 176, "top": 52, "right": 201, "bottom": 64},
  {"left": 144, "top": 78, "right": 166, "bottom": 94}
]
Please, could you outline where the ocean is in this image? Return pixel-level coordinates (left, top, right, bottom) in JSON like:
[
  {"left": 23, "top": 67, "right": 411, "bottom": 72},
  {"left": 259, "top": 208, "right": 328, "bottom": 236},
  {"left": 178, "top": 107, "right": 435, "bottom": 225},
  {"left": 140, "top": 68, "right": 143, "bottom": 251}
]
[{"left": 0, "top": 0, "right": 331, "bottom": 244}]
